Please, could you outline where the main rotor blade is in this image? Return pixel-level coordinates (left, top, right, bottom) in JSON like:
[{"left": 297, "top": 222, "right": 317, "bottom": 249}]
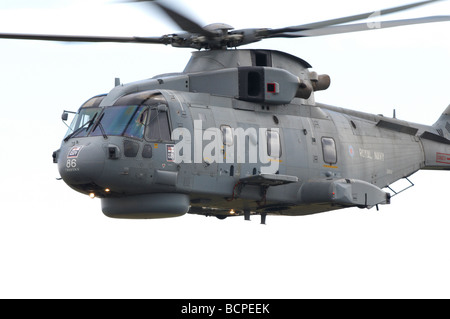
[
  {"left": 0, "top": 33, "right": 166, "bottom": 44},
  {"left": 267, "top": 0, "right": 443, "bottom": 35},
  {"left": 131, "top": 0, "right": 215, "bottom": 37},
  {"left": 268, "top": 15, "right": 450, "bottom": 38}
]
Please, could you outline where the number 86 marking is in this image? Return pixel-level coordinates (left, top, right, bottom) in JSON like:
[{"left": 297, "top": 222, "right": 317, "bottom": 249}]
[{"left": 66, "top": 159, "right": 77, "bottom": 168}]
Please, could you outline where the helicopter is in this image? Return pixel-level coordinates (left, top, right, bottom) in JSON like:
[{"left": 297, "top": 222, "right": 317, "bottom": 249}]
[{"left": 1, "top": 0, "right": 449, "bottom": 224}]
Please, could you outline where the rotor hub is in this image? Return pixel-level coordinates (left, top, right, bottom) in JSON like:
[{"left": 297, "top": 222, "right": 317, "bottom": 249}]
[{"left": 203, "top": 23, "right": 234, "bottom": 33}]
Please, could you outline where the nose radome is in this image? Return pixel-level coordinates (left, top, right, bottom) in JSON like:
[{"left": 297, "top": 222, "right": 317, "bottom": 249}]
[{"left": 58, "top": 143, "right": 105, "bottom": 185}]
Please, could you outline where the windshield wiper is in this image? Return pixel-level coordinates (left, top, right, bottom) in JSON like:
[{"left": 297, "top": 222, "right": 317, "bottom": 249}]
[
  {"left": 91, "top": 112, "right": 108, "bottom": 139},
  {"left": 64, "top": 113, "right": 98, "bottom": 142}
]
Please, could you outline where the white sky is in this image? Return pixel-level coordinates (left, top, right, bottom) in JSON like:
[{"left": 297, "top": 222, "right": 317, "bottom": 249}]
[{"left": 0, "top": 0, "right": 449, "bottom": 299}]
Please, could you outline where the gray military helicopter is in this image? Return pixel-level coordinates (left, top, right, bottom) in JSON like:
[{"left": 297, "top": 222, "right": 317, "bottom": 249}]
[{"left": 2, "top": 0, "right": 449, "bottom": 223}]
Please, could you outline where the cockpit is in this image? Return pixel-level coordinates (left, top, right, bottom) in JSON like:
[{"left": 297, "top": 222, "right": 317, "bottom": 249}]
[{"left": 63, "top": 92, "right": 171, "bottom": 142}]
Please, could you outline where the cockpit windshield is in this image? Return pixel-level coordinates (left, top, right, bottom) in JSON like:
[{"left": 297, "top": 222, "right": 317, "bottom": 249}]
[
  {"left": 90, "top": 105, "right": 138, "bottom": 137},
  {"left": 64, "top": 107, "right": 101, "bottom": 139},
  {"left": 63, "top": 93, "right": 172, "bottom": 141},
  {"left": 89, "top": 104, "right": 171, "bottom": 141}
]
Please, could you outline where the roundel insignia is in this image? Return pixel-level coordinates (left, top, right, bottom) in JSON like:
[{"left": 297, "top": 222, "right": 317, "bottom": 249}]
[{"left": 348, "top": 145, "right": 355, "bottom": 158}]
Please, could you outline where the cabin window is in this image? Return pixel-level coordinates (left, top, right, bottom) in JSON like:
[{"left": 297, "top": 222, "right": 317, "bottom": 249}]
[
  {"left": 321, "top": 137, "right": 337, "bottom": 164},
  {"left": 221, "top": 125, "right": 233, "bottom": 146},
  {"left": 267, "top": 130, "right": 282, "bottom": 158}
]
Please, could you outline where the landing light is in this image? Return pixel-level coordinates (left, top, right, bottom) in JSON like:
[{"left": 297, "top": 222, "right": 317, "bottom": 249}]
[
  {"left": 230, "top": 209, "right": 236, "bottom": 215},
  {"left": 89, "top": 193, "right": 96, "bottom": 199},
  {"left": 105, "top": 188, "right": 111, "bottom": 193}
]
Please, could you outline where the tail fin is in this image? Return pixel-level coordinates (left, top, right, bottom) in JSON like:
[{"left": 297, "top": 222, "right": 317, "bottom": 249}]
[
  {"left": 433, "top": 104, "right": 450, "bottom": 140},
  {"left": 421, "top": 104, "right": 450, "bottom": 170}
]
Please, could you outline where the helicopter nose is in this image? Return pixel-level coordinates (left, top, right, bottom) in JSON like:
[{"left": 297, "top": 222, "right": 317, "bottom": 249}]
[{"left": 58, "top": 143, "right": 105, "bottom": 186}]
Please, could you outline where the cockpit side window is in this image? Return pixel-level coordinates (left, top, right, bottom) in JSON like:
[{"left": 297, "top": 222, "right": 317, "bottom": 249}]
[{"left": 145, "top": 106, "right": 171, "bottom": 142}]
